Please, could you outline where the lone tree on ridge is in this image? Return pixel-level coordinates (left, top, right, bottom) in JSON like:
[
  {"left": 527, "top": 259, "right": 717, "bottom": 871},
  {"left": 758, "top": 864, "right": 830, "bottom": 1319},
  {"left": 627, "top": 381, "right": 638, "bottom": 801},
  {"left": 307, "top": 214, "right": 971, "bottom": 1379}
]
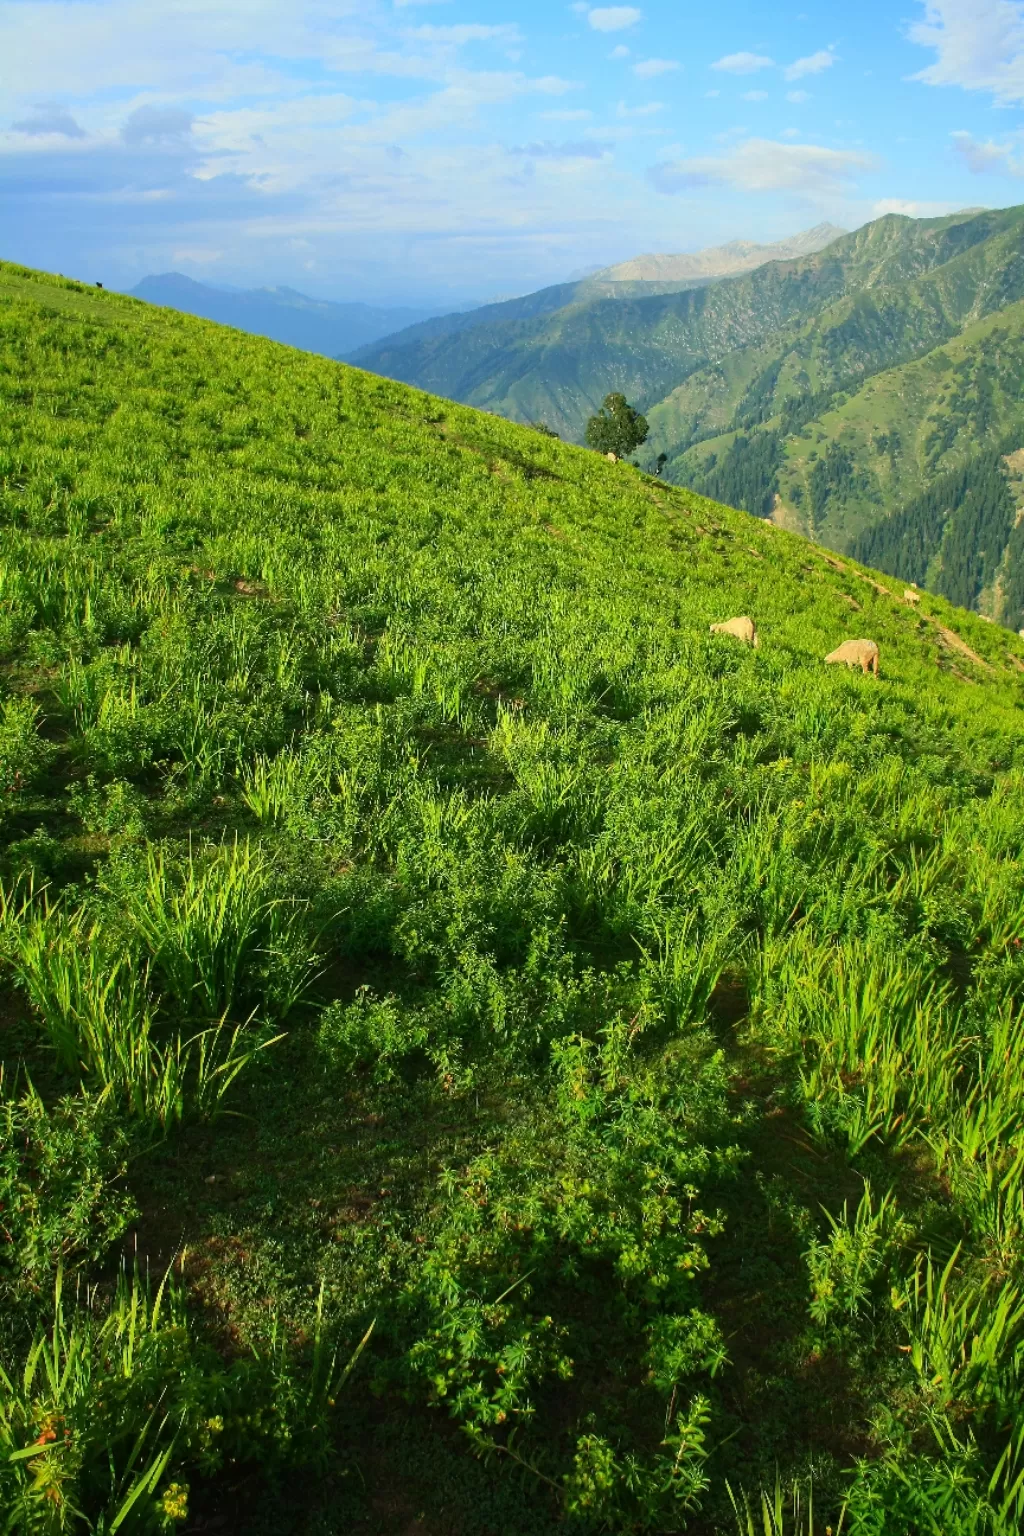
[{"left": 585, "top": 393, "right": 649, "bottom": 460}]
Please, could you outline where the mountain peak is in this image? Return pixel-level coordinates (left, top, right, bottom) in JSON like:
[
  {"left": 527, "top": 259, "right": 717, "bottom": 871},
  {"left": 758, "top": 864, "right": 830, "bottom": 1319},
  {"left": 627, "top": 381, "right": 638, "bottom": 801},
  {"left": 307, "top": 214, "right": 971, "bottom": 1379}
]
[{"left": 592, "top": 224, "right": 846, "bottom": 285}]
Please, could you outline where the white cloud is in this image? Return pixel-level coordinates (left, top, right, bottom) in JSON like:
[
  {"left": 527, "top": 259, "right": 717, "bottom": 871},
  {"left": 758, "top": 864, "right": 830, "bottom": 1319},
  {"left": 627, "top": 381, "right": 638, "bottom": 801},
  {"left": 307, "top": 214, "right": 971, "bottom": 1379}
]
[
  {"left": 909, "top": 0, "right": 1024, "bottom": 104},
  {"left": 510, "top": 139, "right": 611, "bottom": 160},
  {"left": 610, "top": 44, "right": 630, "bottom": 58},
  {"left": 786, "top": 90, "right": 810, "bottom": 103},
  {"left": 741, "top": 89, "right": 768, "bottom": 101},
  {"left": 539, "top": 108, "right": 594, "bottom": 120},
  {"left": 586, "top": 6, "right": 642, "bottom": 31},
  {"left": 617, "top": 99, "right": 665, "bottom": 116},
  {"left": 785, "top": 49, "right": 835, "bottom": 81},
  {"left": 407, "top": 24, "right": 522, "bottom": 45},
  {"left": 704, "top": 88, "right": 720, "bottom": 98},
  {"left": 533, "top": 75, "right": 584, "bottom": 94},
  {"left": 633, "top": 58, "right": 679, "bottom": 79},
  {"left": 0, "top": 1, "right": 511, "bottom": 106},
  {"left": 951, "top": 128, "right": 1024, "bottom": 173},
  {"left": 873, "top": 197, "right": 971, "bottom": 216},
  {"left": 712, "top": 52, "right": 774, "bottom": 74},
  {"left": 650, "top": 137, "right": 878, "bottom": 196}
]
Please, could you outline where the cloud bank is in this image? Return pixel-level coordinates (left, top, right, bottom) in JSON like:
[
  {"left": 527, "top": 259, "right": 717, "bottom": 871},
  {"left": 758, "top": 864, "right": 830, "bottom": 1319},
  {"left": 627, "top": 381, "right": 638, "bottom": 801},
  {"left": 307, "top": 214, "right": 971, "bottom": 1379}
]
[
  {"left": 910, "top": 0, "right": 1024, "bottom": 104},
  {"left": 651, "top": 138, "right": 878, "bottom": 197}
]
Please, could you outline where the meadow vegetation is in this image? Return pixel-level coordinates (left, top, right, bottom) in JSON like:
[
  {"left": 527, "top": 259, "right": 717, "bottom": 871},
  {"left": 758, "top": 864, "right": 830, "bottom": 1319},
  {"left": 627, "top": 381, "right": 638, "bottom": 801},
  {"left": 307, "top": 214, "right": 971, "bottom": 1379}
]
[{"left": 3, "top": 260, "right": 1024, "bottom": 1532}]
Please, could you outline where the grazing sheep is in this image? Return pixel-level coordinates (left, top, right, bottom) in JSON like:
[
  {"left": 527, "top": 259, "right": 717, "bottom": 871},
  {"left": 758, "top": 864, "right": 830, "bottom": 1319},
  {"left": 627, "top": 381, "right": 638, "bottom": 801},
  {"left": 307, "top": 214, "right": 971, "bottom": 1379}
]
[
  {"left": 710, "top": 615, "right": 759, "bottom": 648},
  {"left": 825, "top": 638, "right": 880, "bottom": 675},
  {"left": 903, "top": 589, "right": 921, "bottom": 605}
]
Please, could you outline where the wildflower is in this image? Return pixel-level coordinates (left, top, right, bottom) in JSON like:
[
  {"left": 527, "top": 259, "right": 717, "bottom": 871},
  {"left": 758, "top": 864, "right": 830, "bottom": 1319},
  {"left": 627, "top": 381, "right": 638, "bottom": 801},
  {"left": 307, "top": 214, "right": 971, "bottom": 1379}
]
[{"left": 161, "top": 1483, "right": 189, "bottom": 1523}]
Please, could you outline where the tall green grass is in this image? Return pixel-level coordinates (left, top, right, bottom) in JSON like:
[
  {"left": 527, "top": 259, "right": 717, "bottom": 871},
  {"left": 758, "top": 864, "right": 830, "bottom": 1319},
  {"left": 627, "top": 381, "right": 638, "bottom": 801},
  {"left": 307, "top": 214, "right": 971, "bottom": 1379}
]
[
  {"left": 0, "top": 873, "right": 287, "bottom": 1127},
  {"left": 5, "top": 260, "right": 1024, "bottom": 1528}
]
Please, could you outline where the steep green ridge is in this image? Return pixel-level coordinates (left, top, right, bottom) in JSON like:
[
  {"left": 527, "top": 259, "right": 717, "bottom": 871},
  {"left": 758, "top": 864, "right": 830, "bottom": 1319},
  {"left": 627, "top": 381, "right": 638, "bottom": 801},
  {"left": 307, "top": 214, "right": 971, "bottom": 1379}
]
[
  {"left": 5, "top": 261, "right": 1024, "bottom": 1533},
  {"left": 351, "top": 206, "right": 1019, "bottom": 440},
  {"left": 674, "top": 301, "right": 1024, "bottom": 520},
  {"left": 648, "top": 207, "right": 1024, "bottom": 466},
  {"left": 345, "top": 224, "right": 844, "bottom": 363},
  {"left": 638, "top": 209, "right": 1024, "bottom": 623}
]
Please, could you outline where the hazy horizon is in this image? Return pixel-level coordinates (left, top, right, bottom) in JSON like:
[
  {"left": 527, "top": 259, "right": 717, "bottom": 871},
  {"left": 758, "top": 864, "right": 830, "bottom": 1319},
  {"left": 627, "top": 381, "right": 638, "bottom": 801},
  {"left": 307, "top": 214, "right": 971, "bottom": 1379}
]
[{"left": 1, "top": 0, "right": 1019, "bottom": 307}]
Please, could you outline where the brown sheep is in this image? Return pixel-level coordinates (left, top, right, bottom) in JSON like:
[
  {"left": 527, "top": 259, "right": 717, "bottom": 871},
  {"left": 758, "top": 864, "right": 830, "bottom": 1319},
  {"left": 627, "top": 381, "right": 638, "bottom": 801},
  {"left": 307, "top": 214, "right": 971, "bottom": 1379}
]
[
  {"left": 825, "top": 638, "right": 880, "bottom": 675},
  {"left": 710, "top": 615, "right": 759, "bottom": 648}
]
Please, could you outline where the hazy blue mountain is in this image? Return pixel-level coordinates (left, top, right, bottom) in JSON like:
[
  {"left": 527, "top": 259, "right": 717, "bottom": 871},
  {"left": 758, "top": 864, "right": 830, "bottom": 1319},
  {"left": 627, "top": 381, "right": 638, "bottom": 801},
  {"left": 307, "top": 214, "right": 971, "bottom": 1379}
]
[{"left": 129, "top": 273, "right": 451, "bottom": 357}]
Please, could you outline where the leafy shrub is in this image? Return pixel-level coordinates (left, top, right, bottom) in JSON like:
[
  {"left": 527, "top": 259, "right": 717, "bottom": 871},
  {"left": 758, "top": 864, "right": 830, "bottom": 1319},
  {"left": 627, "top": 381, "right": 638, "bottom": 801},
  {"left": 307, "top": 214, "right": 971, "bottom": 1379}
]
[
  {"left": 0, "top": 697, "right": 53, "bottom": 811},
  {"left": 405, "top": 1021, "right": 739, "bottom": 1524},
  {"left": 805, "top": 1184, "right": 909, "bottom": 1330},
  {"left": 0, "top": 1083, "right": 136, "bottom": 1304},
  {"left": 67, "top": 775, "right": 149, "bottom": 839}
]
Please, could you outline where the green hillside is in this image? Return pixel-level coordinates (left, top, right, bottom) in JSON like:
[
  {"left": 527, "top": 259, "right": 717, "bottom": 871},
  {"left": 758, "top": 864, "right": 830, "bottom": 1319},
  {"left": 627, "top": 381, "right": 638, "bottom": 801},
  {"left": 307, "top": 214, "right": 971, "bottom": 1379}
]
[
  {"left": 352, "top": 206, "right": 1022, "bottom": 442},
  {"left": 640, "top": 211, "right": 1024, "bottom": 625},
  {"left": 5, "top": 260, "right": 1024, "bottom": 1534},
  {"left": 353, "top": 205, "right": 1024, "bottom": 630},
  {"left": 647, "top": 206, "right": 1024, "bottom": 470}
]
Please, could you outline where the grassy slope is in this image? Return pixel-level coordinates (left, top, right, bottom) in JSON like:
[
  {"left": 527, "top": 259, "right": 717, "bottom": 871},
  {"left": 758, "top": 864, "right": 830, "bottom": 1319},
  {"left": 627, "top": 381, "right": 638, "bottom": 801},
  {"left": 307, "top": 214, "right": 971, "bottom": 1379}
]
[{"left": 5, "top": 262, "right": 1024, "bottom": 1533}]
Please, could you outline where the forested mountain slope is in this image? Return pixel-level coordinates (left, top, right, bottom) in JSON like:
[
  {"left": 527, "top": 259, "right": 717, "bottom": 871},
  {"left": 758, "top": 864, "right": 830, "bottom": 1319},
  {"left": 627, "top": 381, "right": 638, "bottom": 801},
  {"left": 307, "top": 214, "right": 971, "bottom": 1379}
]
[
  {"left": 648, "top": 210, "right": 1024, "bottom": 470},
  {"left": 351, "top": 205, "right": 1019, "bottom": 441},
  {"left": 649, "top": 207, "right": 1024, "bottom": 625},
  {"left": 4, "top": 260, "right": 1024, "bottom": 1534}
]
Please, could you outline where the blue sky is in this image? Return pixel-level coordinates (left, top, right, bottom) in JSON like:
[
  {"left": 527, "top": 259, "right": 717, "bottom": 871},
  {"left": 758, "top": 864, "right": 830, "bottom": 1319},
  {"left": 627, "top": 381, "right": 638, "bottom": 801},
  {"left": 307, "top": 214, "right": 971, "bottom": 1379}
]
[{"left": 2, "top": 0, "right": 1023, "bottom": 305}]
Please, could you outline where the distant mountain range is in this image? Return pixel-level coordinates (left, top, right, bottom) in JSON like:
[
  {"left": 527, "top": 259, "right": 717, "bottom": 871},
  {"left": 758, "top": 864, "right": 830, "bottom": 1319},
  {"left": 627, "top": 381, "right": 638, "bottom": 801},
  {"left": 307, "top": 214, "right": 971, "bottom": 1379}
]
[
  {"left": 345, "top": 222, "right": 846, "bottom": 393},
  {"left": 128, "top": 274, "right": 454, "bottom": 358}
]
